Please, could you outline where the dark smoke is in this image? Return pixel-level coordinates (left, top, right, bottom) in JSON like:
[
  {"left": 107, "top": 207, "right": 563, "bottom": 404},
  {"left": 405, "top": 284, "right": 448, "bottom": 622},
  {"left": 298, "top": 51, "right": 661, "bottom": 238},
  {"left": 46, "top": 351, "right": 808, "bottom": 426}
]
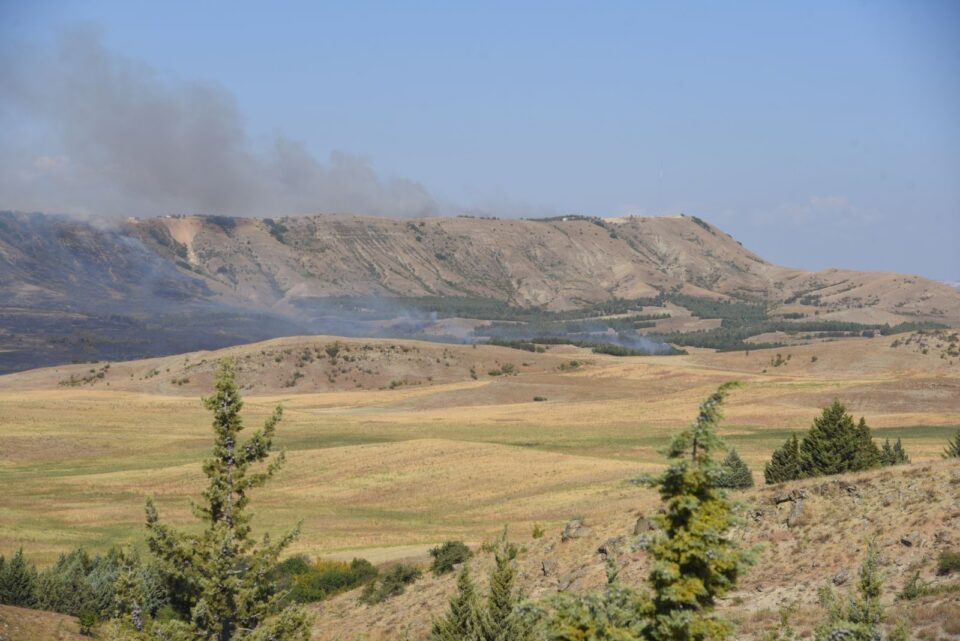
[{"left": 0, "top": 27, "right": 438, "bottom": 219}]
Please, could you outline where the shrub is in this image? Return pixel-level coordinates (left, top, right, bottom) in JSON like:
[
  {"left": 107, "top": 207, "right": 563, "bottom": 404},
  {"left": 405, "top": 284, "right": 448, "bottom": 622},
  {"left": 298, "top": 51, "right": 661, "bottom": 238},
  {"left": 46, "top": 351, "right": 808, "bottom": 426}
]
[
  {"left": 78, "top": 607, "right": 98, "bottom": 636},
  {"left": 360, "top": 563, "right": 422, "bottom": 604},
  {"left": 938, "top": 550, "right": 960, "bottom": 576},
  {"left": 430, "top": 541, "right": 472, "bottom": 576},
  {"left": 944, "top": 430, "right": 960, "bottom": 459},
  {"left": 275, "top": 556, "right": 378, "bottom": 603},
  {"left": 531, "top": 524, "right": 545, "bottom": 539}
]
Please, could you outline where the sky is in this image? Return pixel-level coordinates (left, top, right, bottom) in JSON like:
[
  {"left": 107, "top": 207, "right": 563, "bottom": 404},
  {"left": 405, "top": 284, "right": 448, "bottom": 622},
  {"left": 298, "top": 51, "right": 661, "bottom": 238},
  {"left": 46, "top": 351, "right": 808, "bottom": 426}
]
[{"left": 1, "top": 1, "right": 958, "bottom": 280}]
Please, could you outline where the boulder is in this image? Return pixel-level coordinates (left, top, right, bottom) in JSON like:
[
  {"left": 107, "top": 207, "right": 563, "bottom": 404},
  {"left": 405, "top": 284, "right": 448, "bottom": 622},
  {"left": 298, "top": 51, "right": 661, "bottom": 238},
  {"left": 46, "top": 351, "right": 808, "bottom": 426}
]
[
  {"left": 541, "top": 559, "right": 558, "bottom": 576},
  {"left": 633, "top": 517, "right": 656, "bottom": 535},
  {"left": 832, "top": 569, "right": 850, "bottom": 586},
  {"left": 786, "top": 499, "right": 805, "bottom": 528},
  {"left": 561, "top": 518, "right": 592, "bottom": 542}
]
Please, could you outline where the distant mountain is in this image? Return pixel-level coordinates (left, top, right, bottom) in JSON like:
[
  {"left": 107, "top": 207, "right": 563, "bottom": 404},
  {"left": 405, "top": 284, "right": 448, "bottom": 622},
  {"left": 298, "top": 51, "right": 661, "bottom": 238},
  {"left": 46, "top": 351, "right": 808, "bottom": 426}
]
[{"left": 1, "top": 211, "right": 958, "bottom": 372}]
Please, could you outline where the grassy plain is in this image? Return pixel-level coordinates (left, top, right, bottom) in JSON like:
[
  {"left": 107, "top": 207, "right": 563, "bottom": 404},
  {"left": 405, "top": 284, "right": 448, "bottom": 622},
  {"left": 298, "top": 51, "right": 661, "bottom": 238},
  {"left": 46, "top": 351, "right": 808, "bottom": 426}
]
[{"left": 0, "top": 333, "right": 957, "bottom": 565}]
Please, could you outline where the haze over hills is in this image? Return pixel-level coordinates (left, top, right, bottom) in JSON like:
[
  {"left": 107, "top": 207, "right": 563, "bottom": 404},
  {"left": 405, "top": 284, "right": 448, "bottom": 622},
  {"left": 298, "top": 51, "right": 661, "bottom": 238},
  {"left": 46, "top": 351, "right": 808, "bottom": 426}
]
[{"left": 1, "top": 210, "right": 958, "bottom": 373}]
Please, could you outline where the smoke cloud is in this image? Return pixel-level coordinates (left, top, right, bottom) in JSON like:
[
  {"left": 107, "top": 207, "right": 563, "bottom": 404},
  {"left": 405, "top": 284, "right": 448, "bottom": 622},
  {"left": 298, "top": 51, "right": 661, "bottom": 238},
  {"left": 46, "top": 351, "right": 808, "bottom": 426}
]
[{"left": 0, "top": 28, "right": 438, "bottom": 219}]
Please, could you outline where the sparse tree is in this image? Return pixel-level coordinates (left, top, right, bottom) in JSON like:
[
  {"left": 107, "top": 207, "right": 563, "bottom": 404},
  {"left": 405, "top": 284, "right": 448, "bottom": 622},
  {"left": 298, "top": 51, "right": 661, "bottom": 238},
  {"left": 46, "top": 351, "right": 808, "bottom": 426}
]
[
  {"left": 715, "top": 449, "right": 754, "bottom": 489},
  {"left": 764, "top": 434, "right": 801, "bottom": 484},
  {"left": 113, "top": 359, "right": 311, "bottom": 640},
  {"left": 944, "top": 430, "right": 960, "bottom": 459}
]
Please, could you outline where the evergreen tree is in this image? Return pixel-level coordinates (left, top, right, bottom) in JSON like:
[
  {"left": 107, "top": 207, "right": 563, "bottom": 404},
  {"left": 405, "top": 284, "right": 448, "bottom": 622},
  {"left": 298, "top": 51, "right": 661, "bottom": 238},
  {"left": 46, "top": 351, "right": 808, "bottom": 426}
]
[
  {"left": 944, "top": 430, "right": 960, "bottom": 459},
  {"left": 0, "top": 549, "right": 36, "bottom": 607},
  {"left": 715, "top": 449, "right": 754, "bottom": 489},
  {"left": 481, "top": 533, "right": 536, "bottom": 641},
  {"left": 880, "top": 438, "right": 910, "bottom": 466},
  {"left": 114, "top": 359, "right": 311, "bottom": 641},
  {"left": 799, "top": 401, "right": 881, "bottom": 477},
  {"left": 764, "top": 434, "right": 801, "bottom": 484},
  {"left": 851, "top": 418, "right": 881, "bottom": 471},
  {"left": 814, "top": 544, "right": 890, "bottom": 641},
  {"left": 431, "top": 566, "right": 483, "bottom": 641},
  {"left": 645, "top": 381, "right": 747, "bottom": 641}
]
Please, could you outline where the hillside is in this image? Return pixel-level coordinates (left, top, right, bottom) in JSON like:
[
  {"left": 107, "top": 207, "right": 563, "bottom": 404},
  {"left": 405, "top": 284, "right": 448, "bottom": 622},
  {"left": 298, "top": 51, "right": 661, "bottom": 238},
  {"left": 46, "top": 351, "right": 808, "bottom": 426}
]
[
  {"left": 310, "top": 460, "right": 960, "bottom": 641},
  {"left": 2, "top": 210, "right": 958, "bottom": 373}
]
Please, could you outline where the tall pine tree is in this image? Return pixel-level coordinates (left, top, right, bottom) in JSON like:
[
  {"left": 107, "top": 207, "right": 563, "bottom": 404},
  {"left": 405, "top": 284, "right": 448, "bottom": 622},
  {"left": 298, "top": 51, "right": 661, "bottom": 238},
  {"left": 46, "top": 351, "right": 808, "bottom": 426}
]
[
  {"left": 645, "top": 381, "right": 748, "bottom": 641},
  {"left": 113, "top": 359, "right": 311, "bottom": 641}
]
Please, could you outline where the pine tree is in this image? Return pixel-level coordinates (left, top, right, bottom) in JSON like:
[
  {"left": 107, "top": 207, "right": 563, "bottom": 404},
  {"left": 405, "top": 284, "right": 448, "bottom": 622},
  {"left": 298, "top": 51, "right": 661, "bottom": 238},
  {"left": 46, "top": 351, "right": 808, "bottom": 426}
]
[
  {"left": 764, "top": 434, "right": 801, "bottom": 484},
  {"left": 799, "top": 401, "right": 881, "bottom": 477},
  {"left": 715, "top": 449, "right": 754, "bottom": 489},
  {"left": 431, "top": 566, "right": 483, "bottom": 641},
  {"left": 0, "top": 549, "right": 36, "bottom": 607},
  {"left": 944, "top": 430, "right": 960, "bottom": 459},
  {"left": 116, "top": 359, "right": 311, "bottom": 641},
  {"left": 880, "top": 438, "right": 910, "bottom": 466},
  {"left": 645, "top": 381, "right": 747, "bottom": 641},
  {"left": 851, "top": 417, "right": 881, "bottom": 470},
  {"left": 481, "top": 533, "right": 536, "bottom": 641}
]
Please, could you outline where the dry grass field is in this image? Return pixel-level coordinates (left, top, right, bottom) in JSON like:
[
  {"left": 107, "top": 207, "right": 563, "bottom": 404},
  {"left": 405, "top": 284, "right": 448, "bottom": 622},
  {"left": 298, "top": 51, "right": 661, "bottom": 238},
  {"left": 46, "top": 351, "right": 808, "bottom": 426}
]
[{"left": 1, "top": 332, "right": 957, "bottom": 568}]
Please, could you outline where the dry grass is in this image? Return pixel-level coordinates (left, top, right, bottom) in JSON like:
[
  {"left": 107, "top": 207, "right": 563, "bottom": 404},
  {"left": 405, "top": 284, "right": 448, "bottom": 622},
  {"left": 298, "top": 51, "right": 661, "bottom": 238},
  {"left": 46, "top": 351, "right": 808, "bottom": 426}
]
[{"left": 0, "top": 333, "right": 957, "bottom": 566}]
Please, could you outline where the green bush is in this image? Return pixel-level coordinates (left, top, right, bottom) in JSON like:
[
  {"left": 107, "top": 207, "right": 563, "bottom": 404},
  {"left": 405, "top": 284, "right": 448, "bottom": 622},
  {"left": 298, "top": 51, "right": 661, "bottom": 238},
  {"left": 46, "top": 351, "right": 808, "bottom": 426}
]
[
  {"left": 273, "top": 556, "right": 377, "bottom": 603},
  {"left": 430, "top": 541, "right": 472, "bottom": 576},
  {"left": 360, "top": 563, "right": 422, "bottom": 604}
]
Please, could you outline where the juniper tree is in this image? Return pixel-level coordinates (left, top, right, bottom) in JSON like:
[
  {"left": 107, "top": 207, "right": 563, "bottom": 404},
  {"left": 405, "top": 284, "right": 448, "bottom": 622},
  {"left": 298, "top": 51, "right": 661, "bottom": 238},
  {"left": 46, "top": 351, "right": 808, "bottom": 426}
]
[
  {"left": 645, "top": 381, "right": 747, "bottom": 641},
  {"left": 115, "top": 359, "right": 311, "bottom": 641},
  {"left": 944, "top": 430, "right": 960, "bottom": 459},
  {"left": 764, "top": 434, "right": 801, "bottom": 484},
  {"left": 431, "top": 566, "right": 484, "bottom": 641},
  {"left": 715, "top": 449, "right": 754, "bottom": 489}
]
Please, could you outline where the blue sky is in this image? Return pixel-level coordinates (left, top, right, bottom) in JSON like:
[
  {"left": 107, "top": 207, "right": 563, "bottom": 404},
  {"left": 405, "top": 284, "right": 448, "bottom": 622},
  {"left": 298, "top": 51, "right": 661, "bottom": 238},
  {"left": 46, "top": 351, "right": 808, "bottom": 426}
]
[{"left": 1, "top": 1, "right": 958, "bottom": 280}]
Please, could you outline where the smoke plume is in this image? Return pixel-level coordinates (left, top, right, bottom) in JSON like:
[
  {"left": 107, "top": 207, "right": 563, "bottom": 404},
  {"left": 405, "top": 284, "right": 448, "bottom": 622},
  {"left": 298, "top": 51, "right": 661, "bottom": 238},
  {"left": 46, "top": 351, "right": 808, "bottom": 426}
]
[{"left": 0, "top": 27, "right": 438, "bottom": 219}]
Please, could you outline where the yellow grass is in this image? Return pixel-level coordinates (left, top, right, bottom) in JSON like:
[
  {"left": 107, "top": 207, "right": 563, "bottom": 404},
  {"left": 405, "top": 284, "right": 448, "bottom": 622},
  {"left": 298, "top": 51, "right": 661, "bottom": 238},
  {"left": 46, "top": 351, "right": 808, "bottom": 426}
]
[{"left": 0, "top": 333, "right": 957, "bottom": 564}]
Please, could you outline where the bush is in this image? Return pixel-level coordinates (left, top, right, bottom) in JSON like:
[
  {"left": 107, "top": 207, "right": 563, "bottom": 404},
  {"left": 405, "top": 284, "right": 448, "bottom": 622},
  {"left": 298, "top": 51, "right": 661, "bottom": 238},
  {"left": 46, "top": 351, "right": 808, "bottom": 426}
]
[
  {"left": 938, "top": 550, "right": 960, "bottom": 576},
  {"left": 430, "top": 541, "right": 472, "bottom": 576},
  {"left": 78, "top": 607, "right": 98, "bottom": 636},
  {"left": 360, "top": 563, "right": 422, "bottom": 604},
  {"left": 274, "top": 556, "right": 377, "bottom": 603}
]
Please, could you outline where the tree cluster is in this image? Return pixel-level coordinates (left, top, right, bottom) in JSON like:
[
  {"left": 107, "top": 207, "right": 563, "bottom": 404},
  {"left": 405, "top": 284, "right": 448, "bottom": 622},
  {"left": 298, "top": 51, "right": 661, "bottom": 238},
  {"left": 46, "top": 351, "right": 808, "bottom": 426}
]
[{"left": 763, "top": 401, "right": 909, "bottom": 484}]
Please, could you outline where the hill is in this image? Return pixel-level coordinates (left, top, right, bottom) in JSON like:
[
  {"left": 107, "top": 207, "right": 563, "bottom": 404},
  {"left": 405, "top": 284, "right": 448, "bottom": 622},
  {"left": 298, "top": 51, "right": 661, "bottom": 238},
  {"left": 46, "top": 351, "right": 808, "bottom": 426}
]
[{"left": 2, "top": 210, "right": 958, "bottom": 373}]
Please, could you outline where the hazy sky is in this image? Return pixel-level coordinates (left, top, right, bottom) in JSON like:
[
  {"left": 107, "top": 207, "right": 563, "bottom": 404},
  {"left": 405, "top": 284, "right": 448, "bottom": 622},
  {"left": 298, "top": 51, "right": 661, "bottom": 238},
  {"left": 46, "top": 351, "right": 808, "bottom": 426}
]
[{"left": 1, "top": 1, "right": 958, "bottom": 280}]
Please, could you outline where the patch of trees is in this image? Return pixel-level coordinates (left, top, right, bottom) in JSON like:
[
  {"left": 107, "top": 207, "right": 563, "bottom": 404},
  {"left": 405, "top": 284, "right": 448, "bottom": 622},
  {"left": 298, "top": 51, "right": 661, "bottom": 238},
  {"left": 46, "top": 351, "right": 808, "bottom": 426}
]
[
  {"left": 764, "top": 401, "right": 911, "bottom": 484},
  {"left": 0, "top": 547, "right": 166, "bottom": 628}
]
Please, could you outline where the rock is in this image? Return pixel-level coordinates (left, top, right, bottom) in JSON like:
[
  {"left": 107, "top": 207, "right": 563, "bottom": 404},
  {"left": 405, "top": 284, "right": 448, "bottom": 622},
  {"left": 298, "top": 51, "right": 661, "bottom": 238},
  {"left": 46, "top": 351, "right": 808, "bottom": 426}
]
[
  {"left": 832, "top": 569, "right": 849, "bottom": 586},
  {"left": 597, "top": 536, "right": 625, "bottom": 559},
  {"left": 561, "top": 518, "right": 592, "bottom": 542},
  {"left": 559, "top": 571, "right": 587, "bottom": 591},
  {"left": 934, "top": 530, "right": 952, "bottom": 546},
  {"left": 634, "top": 516, "right": 656, "bottom": 535},
  {"left": 786, "top": 499, "right": 805, "bottom": 528},
  {"left": 900, "top": 534, "right": 920, "bottom": 547},
  {"left": 541, "top": 559, "right": 558, "bottom": 576},
  {"left": 772, "top": 488, "right": 806, "bottom": 505}
]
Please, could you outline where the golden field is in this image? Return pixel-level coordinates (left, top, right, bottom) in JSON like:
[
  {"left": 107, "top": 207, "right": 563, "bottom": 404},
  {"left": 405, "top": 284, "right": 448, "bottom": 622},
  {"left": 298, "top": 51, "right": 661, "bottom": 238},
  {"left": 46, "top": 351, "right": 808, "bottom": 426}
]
[{"left": 0, "top": 332, "right": 957, "bottom": 567}]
